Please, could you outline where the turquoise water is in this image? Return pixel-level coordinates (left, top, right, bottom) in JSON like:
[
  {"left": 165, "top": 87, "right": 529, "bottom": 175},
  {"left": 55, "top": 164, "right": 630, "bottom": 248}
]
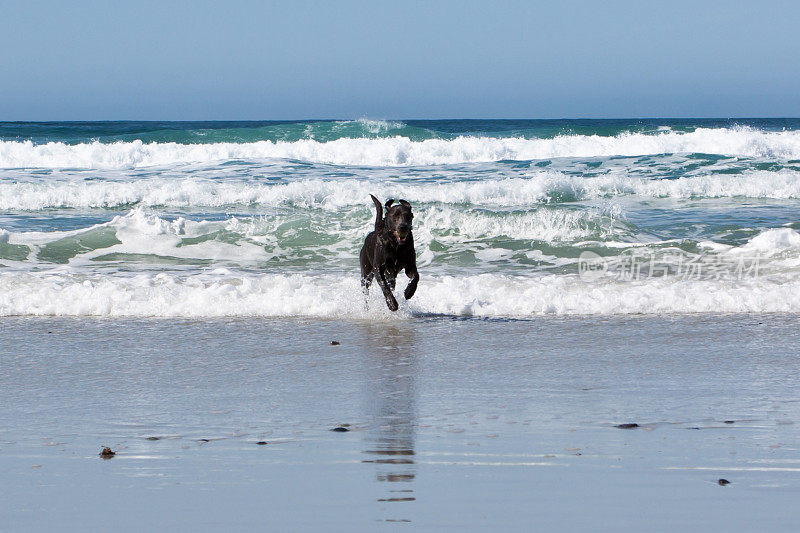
[
  {"left": 3, "top": 118, "right": 800, "bottom": 143},
  {"left": 2, "top": 118, "right": 800, "bottom": 316}
]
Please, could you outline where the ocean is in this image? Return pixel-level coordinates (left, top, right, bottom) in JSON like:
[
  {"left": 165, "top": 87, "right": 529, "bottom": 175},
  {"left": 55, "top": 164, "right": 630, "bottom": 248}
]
[{"left": 3, "top": 118, "right": 800, "bottom": 317}]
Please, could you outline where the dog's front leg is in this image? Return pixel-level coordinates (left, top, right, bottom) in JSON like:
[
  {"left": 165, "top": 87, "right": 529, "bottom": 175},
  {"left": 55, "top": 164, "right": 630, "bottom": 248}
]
[
  {"left": 375, "top": 266, "right": 399, "bottom": 311},
  {"left": 404, "top": 268, "right": 419, "bottom": 300}
]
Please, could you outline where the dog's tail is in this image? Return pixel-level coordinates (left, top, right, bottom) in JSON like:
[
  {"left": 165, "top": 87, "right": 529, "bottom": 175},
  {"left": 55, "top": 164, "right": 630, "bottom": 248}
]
[{"left": 370, "top": 194, "right": 383, "bottom": 231}]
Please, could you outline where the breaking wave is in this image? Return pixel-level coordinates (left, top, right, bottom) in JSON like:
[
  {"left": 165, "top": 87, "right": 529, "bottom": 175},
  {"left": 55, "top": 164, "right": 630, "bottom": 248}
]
[
  {"left": 2, "top": 270, "right": 800, "bottom": 318},
  {"left": 4, "top": 169, "right": 800, "bottom": 211},
  {"left": 3, "top": 126, "right": 800, "bottom": 169}
]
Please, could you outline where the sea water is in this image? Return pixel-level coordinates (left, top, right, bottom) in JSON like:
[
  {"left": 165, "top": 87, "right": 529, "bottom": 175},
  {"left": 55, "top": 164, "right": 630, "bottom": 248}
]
[{"left": 3, "top": 118, "right": 800, "bottom": 317}]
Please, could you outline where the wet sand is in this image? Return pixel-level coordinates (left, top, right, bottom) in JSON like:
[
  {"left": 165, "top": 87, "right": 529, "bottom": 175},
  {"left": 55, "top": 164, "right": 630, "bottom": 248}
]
[{"left": 2, "top": 315, "right": 800, "bottom": 531}]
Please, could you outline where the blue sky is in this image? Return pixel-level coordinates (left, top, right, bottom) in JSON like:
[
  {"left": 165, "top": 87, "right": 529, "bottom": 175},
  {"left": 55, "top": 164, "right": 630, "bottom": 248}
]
[{"left": 1, "top": 0, "right": 798, "bottom": 120}]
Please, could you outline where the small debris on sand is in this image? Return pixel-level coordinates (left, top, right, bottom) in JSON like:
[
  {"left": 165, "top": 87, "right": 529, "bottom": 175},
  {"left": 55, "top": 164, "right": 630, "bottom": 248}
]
[
  {"left": 615, "top": 423, "right": 639, "bottom": 429},
  {"left": 724, "top": 420, "right": 735, "bottom": 424},
  {"left": 331, "top": 426, "right": 350, "bottom": 432},
  {"left": 330, "top": 340, "right": 341, "bottom": 346},
  {"left": 146, "top": 436, "right": 160, "bottom": 441},
  {"left": 718, "top": 478, "right": 730, "bottom": 486},
  {"left": 198, "top": 438, "right": 210, "bottom": 443},
  {"left": 99, "top": 447, "right": 115, "bottom": 459},
  {"left": 256, "top": 441, "right": 268, "bottom": 445}
]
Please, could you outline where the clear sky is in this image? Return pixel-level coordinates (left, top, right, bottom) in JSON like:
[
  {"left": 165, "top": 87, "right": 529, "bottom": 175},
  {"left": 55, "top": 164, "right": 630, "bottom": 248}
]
[{"left": 1, "top": 0, "right": 798, "bottom": 120}]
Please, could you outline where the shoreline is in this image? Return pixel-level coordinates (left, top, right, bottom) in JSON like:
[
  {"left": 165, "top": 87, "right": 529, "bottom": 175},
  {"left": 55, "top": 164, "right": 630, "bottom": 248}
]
[{"left": 2, "top": 314, "right": 799, "bottom": 530}]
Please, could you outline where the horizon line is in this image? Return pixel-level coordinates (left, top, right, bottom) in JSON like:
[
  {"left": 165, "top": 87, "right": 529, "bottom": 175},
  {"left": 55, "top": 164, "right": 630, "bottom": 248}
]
[{"left": 3, "top": 116, "right": 800, "bottom": 124}]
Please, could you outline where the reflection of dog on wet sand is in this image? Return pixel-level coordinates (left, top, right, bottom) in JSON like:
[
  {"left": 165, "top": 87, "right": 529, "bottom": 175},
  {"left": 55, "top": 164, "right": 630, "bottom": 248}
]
[
  {"left": 359, "top": 323, "right": 418, "bottom": 489},
  {"left": 359, "top": 195, "right": 419, "bottom": 311}
]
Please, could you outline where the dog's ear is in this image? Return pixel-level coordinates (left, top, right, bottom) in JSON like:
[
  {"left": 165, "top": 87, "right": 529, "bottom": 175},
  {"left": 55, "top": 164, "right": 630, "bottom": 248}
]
[
  {"left": 398, "top": 200, "right": 411, "bottom": 207},
  {"left": 384, "top": 199, "right": 395, "bottom": 209}
]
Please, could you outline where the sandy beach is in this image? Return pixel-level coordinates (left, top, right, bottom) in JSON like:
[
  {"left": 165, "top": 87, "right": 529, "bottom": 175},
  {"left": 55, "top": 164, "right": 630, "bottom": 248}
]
[{"left": 2, "top": 314, "right": 799, "bottom": 531}]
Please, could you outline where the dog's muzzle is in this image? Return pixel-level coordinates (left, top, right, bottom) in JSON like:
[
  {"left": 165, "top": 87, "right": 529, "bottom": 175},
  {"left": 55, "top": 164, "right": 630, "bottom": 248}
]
[{"left": 395, "top": 228, "right": 410, "bottom": 244}]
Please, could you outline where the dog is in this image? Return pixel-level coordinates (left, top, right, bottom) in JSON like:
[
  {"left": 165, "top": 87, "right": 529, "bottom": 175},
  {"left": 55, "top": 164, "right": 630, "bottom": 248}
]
[{"left": 360, "top": 194, "right": 419, "bottom": 311}]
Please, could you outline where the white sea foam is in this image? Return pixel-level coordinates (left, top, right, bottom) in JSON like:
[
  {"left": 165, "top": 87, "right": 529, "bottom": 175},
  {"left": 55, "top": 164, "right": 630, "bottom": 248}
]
[
  {"left": 1, "top": 209, "right": 274, "bottom": 266},
  {"left": 585, "top": 170, "right": 800, "bottom": 199},
  {"left": 701, "top": 228, "right": 800, "bottom": 260},
  {"left": 737, "top": 227, "right": 800, "bottom": 254},
  {"left": 0, "top": 175, "right": 560, "bottom": 210},
  {"left": 3, "top": 127, "right": 800, "bottom": 169},
  {"left": 349, "top": 118, "right": 406, "bottom": 133},
  {"left": 2, "top": 269, "right": 800, "bottom": 317},
  {"left": 5, "top": 169, "right": 800, "bottom": 211},
  {"left": 414, "top": 207, "right": 616, "bottom": 242}
]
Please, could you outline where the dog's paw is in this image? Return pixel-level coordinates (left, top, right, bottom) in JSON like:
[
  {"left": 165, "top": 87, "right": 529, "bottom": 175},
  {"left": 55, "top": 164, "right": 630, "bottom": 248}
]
[
  {"left": 404, "top": 287, "right": 416, "bottom": 300},
  {"left": 386, "top": 297, "right": 399, "bottom": 312}
]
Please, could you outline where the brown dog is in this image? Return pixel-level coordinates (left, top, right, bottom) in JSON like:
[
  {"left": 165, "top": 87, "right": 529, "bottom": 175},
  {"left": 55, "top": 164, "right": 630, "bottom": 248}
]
[{"left": 359, "top": 195, "right": 419, "bottom": 311}]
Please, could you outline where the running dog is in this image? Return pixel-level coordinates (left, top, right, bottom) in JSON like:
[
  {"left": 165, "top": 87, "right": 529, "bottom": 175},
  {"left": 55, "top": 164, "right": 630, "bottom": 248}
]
[{"left": 359, "top": 195, "right": 419, "bottom": 311}]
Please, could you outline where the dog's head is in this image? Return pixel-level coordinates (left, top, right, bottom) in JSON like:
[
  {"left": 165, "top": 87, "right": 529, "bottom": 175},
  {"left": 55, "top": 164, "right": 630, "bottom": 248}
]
[{"left": 384, "top": 199, "right": 413, "bottom": 245}]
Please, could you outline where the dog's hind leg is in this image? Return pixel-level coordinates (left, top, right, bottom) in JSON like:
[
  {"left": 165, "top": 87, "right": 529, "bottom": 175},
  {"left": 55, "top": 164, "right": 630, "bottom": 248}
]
[
  {"left": 360, "top": 242, "right": 374, "bottom": 301},
  {"left": 361, "top": 272, "right": 374, "bottom": 305},
  {"left": 361, "top": 272, "right": 374, "bottom": 294}
]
